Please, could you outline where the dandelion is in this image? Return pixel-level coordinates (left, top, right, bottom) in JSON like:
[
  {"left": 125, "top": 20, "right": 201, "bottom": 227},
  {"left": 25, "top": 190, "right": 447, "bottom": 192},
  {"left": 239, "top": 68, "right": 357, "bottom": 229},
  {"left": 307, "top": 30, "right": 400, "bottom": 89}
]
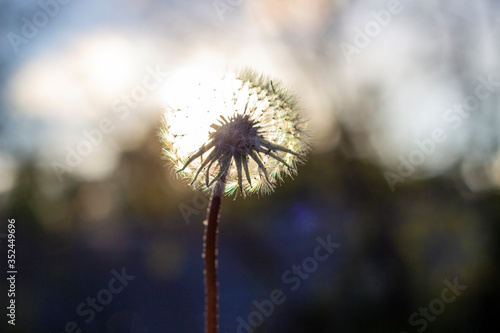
[
  {"left": 161, "top": 68, "right": 309, "bottom": 196},
  {"left": 160, "top": 68, "right": 309, "bottom": 333}
]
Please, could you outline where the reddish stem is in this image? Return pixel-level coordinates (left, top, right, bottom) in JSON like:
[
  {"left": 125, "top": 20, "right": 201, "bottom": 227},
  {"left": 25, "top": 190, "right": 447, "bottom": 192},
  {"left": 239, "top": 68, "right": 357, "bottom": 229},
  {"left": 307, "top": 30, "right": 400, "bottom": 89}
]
[{"left": 204, "top": 178, "right": 225, "bottom": 333}]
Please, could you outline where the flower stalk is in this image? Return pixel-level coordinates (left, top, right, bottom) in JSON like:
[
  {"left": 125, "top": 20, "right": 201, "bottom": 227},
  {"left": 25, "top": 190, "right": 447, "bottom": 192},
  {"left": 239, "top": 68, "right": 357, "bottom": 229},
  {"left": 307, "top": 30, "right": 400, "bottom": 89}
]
[{"left": 204, "top": 175, "right": 225, "bottom": 333}]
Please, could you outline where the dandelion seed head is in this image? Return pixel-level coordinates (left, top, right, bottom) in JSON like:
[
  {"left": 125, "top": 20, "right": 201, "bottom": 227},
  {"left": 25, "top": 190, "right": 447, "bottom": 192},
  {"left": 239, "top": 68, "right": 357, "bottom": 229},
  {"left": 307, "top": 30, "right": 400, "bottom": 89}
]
[{"left": 161, "top": 68, "right": 309, "bottom": 196}]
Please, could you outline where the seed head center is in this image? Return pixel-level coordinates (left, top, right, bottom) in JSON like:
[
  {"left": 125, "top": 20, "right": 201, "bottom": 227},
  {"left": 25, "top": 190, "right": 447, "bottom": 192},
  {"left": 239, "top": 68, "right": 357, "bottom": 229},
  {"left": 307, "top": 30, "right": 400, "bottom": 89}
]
[{"left": 210, "top": 114, "right": 259, "bottom": 155}]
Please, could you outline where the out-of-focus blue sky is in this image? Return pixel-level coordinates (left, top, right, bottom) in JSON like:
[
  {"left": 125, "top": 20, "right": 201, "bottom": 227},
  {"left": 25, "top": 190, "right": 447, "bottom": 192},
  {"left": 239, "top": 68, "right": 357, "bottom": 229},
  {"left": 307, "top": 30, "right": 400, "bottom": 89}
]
[{"left": 1, "top": 0, "right": 499, "bottom": 194}]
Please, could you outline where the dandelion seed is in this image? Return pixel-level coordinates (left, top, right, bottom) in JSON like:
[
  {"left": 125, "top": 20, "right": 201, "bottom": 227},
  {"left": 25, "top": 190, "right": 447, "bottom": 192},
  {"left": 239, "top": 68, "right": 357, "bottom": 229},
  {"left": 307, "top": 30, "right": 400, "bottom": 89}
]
[{"left": 161, "top": 68, "right": 309, "bottom": 196}]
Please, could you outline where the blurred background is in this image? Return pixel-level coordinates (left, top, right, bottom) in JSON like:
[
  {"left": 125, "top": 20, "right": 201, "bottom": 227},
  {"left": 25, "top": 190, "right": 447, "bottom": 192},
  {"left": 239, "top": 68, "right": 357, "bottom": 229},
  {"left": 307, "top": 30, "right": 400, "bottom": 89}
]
[{"left": 0, "top": 0, "right": 499, "bottom": 332}]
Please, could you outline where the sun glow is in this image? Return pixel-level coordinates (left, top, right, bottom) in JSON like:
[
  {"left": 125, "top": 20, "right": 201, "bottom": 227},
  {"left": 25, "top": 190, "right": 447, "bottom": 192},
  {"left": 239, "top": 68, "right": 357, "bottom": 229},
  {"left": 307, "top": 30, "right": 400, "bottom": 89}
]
[
  {"left": 9, "top": 33, "right": 140, "bottom": 119},
  {"left": 161, "top": 67, "right": 309, "bottom": 196},
  {"left": 161, "top": 67, "right": 250, "bottom": 156}
]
